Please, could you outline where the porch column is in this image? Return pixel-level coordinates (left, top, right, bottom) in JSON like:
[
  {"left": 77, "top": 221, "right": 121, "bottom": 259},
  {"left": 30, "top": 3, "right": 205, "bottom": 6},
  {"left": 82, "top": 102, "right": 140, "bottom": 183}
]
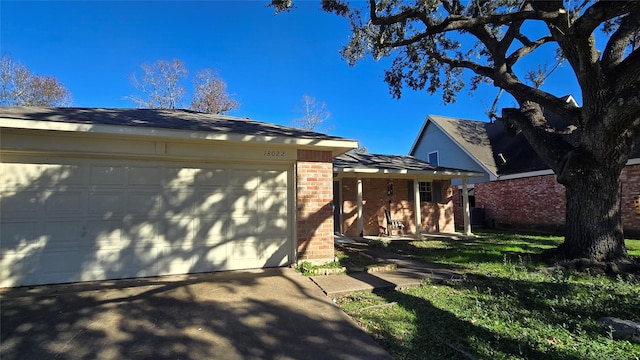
[
  {"left": 357, "top": 177, "right": 364, "bottom": 237},
  {"left": 462, "top": 177, "right": 472, "bottom": 236},
  {"left": 414, "top": 178, "right": 422, "bottom": 239}
]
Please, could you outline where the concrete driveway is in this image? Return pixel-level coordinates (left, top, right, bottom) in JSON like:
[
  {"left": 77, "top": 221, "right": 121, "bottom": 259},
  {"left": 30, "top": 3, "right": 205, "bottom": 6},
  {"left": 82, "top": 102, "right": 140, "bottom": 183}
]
[{"left": 1, "top": 268, "right": 393, "bottom": 360}]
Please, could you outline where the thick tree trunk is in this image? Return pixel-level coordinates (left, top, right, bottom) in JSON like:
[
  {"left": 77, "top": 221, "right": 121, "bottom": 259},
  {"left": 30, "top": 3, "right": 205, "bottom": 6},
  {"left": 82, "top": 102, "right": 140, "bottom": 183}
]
[{"left": 558, "top": 166, "right": 629, "bottom": 262}]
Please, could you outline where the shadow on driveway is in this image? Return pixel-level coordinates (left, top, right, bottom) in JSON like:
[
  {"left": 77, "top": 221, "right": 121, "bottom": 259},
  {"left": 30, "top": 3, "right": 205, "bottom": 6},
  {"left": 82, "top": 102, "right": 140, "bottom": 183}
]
[{"left": 1, "top": 268, "right": 392, "bottom": 360}]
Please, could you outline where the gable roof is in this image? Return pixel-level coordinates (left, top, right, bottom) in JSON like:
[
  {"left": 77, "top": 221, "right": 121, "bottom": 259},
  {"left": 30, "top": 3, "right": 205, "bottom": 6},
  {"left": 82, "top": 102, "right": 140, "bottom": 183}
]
[
  {"left": 334, "top": 153, "right": 483, "bottom": 178},
  {"left": 410, "top": 114, "right": 640, "bottom": 178},
  {"left": 0, "top": 107, "right": 358, "bottom": 156}
]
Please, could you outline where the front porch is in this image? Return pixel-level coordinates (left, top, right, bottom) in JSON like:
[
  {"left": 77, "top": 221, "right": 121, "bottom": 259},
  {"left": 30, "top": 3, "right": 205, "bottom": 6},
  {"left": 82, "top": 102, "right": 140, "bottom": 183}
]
[
  {"left": 333, "top": 153, "right": 484, "bottom": 240},
  {"left": 334, "top": 232, "right": 475, "bottom": 246}
]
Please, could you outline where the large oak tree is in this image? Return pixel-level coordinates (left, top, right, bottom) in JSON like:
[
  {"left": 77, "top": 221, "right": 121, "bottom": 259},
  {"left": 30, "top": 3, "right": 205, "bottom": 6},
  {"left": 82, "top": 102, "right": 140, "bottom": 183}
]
[{"left": 273, "top": 0, "right": 640, "bottom": 265}]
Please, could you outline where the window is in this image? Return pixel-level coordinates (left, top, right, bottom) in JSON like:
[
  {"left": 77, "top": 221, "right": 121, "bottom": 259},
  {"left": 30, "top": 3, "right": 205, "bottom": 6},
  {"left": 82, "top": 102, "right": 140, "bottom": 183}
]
[
  {"left": 419, "top": 181, "right": 432, "bottom": 202},
  {"left": 428, "top": 151, "right": 439, "bottom": 165},
  {"left": 408, "top": 180, "right": 443, "bottom": 203}
]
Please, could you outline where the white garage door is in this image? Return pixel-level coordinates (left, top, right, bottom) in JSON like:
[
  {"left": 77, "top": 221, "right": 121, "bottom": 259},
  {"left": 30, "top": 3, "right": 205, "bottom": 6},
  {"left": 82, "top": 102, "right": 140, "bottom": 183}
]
[{"left": 0, "top": 155, "right": 292, "bottom": 287}]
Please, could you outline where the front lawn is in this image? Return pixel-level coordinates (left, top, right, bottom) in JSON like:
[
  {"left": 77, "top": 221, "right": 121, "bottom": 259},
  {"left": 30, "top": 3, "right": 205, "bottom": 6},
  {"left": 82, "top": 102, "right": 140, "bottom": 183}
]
[{"left": 337, "top": 230, "right": 640, "bottom": 360}]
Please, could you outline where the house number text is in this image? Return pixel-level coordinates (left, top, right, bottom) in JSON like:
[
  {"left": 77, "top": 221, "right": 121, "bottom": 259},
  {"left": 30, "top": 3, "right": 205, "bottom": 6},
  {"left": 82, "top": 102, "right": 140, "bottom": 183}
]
[{"left": 264, "top": 150, "right": 286, "bottom": 157}]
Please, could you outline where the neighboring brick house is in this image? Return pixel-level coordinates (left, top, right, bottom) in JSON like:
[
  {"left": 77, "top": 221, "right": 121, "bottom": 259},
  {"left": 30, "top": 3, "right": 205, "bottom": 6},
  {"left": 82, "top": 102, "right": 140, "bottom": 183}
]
[
  {"left": 409, "top": 111, "right": 640, "bottom": 237},
  {"left": 333, "top": 153, "right": 482, "bottom": 238},
  {"left": 0, "top": 107, "right": 357, "bottom": 287}
]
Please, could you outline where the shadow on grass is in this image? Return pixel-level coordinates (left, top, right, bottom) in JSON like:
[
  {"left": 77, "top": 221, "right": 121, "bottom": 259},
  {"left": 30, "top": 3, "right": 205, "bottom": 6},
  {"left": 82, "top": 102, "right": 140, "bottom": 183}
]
[
  {"left": 346, "top": 287, "right": 586, "bottom": 360},
  {"left": 339, "top": 230, "right": 640, "bottom": 359}
]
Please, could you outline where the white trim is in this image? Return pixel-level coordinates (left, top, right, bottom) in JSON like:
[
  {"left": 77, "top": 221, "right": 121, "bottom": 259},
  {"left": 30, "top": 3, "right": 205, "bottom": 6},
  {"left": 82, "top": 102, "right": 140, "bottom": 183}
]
[
  {"left": 627, "top": 158, "right": 640, "bottom": 166},
  {"left": 498, "top": 169, "right": 555, "bottom": 180},
  {"left": 333, "top": 167, "right": 484, "bottom": 178},
  {"left": 408, "top": 116, "right": 430, "bottom": 156},
  {"left": 497, "top": 158, "right": 639, "bottom": 180},
  {"left": 0, "top": 118, "right": 358, "bottom": 156}
]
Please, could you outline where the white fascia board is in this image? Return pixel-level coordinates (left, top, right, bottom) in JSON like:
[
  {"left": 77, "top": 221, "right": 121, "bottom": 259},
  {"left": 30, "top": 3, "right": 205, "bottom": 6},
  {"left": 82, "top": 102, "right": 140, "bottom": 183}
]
[
  {"left": 497, "top": 169, "right": 554, "bottom": 180},
  {"left": 497, "top": 158, "right": 639, "bottom": 181},
  {"left": 408, "top": 115, "right": 430, "bottom": 156},
  {"left": 426, "top": 115, "right": 499, "bottom": 178},
  {"left": 334, "top": 167, "right": 484, "bottom": 178},
  {"left": 0, "top": 118, "right": 358, "bottom": 154},
  {"left": 627, "top": 158, "right": 640, "bottom": 166}
]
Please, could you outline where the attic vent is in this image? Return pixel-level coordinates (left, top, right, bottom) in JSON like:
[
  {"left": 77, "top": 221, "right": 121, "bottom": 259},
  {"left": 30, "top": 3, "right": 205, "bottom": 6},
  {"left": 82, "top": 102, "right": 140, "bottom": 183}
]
[{"left": 498, "top": 153, "right": 507, "bottom": 165}]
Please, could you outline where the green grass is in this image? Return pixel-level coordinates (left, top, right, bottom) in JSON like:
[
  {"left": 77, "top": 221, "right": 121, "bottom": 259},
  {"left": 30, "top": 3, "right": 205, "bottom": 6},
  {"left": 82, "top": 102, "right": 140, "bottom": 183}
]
[
  {"left": 336, "top": 230, "right": 640, "bottom": 360},
  {"left": 296, "top": 246, "right": 387, "bottom": 275}
]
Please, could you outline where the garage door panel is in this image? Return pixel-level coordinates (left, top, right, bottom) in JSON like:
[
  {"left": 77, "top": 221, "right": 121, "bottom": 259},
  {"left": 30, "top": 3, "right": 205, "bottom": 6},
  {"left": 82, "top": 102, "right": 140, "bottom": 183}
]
[
  {"left": 191, "top": 245, "right": 228, "bottom": 272},
  {"left": 193, "top": 168, "right": 228, "bottom": 186},
  {"left": 163, "top": 168, "right": 193, "bottom": 187},
  {"left": 127, "top": 192, "right": 163, "bottom": 216},
  {"left": 123, "top": 217, "right": 158, "bottom": 243},
  {"left": 260, "top": 170, "right": 288, "bottom": 189},
  {"left": 89, "top": 191, "right": 124, "bottom": 215},
  {"left": 194, "top": 217, "right": 229, "bottom": 245},
  {"left": 118, "top": 247, "right": 161, "bottom": 278},
  {"left": 0, "top": 222, "right": 45, "bottom": 251},
  {"left": 163, "top": 190, "right": 195, "bottom": 216},
  {"left": 259, "top": 189, "right": 288, "bottom": 215},
  {"left": 229, "top": 169, "right": 260, "bottom": 190},
  {"left": 228, "top": 191, "right": 258, "bottom": 216},
  {"left": 90, "top": 166, "right": 126, "bottom": 185},
  {"left": 259, "top": 217, "right": 289, "bottom": 236},
  {"left": 129, "top": 167, "right": 162, "bottom": 186},
  {"left": 193, "top": 189, "right": 228, "bottom": 215},
  {"left": 229, "top": 216, "right": 260, "bottom": 237},
  {"left": 230, "top": 237, "right": 289, "bottom": 267},
  {"left": 1, "top": 158, "right": 292, "bottom": 287},
  {"left": 45, "top": 191, "right": 86, "bottom": 215},
  {"left": 1, "top": 251, "right": 41, "bottom": 287},
  {"left": 86, "top": 220, "right": 123, "bottom": 249},
  {"left": 44, "top": 221, "right": 85, "bottom": 248},
  {"left": 0, "top": 190, "right": 41, "bottom": 218},
  {"left": 158, "top": 218, "right": 196, "bottom": 245},
  {"left": 1, "top": 163, "right": 42, "bottom": 188},
  {"left": 41, "top": 164, "right": 86, "bottom": 186}
]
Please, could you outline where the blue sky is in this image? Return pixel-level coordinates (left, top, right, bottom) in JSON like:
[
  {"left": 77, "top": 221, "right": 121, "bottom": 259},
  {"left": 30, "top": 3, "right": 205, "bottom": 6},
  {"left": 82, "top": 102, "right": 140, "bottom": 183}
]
[{"left": 1, "top": 1, "right": 581, "bottom": 155}]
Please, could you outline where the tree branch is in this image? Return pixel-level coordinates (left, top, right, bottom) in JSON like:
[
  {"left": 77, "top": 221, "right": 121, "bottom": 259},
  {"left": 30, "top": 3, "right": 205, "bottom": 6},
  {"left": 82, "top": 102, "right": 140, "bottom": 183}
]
[
  {"left": 506, "top": 36, "right": 555, "bottom": 66},
  {"left": 602, "top": 10, "right": 640, "bottom": 73},
  {"left": 501, "top": 105, "right": 575, "bottom": 174},
  {"left": 370, "top": 0, "right": 563, "bottom": 48},
  {"left": 572, "top": 1, "right": 640, "bottom": 37}
]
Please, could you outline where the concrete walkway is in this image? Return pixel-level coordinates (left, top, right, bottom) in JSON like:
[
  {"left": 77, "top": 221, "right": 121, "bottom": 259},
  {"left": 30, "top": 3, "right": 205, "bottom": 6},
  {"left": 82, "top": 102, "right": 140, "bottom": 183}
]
[{"left": 311, "top": 241, "right": 463, "bottom": 297}]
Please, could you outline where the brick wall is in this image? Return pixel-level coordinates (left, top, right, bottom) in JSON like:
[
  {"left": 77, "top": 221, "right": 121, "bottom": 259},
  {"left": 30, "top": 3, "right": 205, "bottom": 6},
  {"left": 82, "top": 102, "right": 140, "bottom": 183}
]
[
  {"left": 453, "top": 164, "right": 640, "bottom": 235},
  {"left": 621, "top": 164, "right": 640, "bottom": 235},
  {"left": 296, "top": 150, "right": 334, "bottom": 263},
  {"left": 339, "top": 178, "right": 455, "bottom": 237}
]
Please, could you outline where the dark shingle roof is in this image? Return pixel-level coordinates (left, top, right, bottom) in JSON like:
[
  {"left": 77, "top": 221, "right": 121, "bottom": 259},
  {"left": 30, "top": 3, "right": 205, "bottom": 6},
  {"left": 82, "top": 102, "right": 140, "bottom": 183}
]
[
  {"left": 334, "top": 153, "right": 482, "bottom": 176},
  {"left": 0, "top": 107, "right": 347, "bottom": 141},
  {"left": 425, "top": 115, "right": 639, "bottom": 176}
]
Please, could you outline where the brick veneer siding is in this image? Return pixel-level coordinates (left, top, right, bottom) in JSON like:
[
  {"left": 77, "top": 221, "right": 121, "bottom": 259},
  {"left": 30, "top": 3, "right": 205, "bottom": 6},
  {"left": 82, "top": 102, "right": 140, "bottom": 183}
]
[
  {"left": 339, "top": 178, "right": 455, "bottom": 237},
  {"left": 453, "top": 164, "right": 640, "bottom": 236},
  {"left": 296, "top": 150, "right": 334, "bottom": 263},
  {"left": 621, "top": 164, "right": 640, "bottom": 236}
]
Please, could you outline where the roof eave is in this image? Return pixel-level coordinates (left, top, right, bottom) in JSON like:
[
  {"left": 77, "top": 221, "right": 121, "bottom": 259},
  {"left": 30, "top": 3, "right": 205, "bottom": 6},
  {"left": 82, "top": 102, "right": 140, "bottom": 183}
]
[
  {"left": 333, "top": 167, "right": 484, "bottom": 178},
  {"left": 0, "top": 118, "right": 358, "bottom": 156}
]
